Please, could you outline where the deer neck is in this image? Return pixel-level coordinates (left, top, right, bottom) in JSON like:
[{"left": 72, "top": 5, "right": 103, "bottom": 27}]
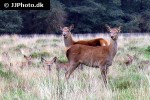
[
  {"left": 64, "top": 33, "right": 75, "bottom": 47},
  {"left": 109, "top": 39, "right": 118, "bottom": 59}
]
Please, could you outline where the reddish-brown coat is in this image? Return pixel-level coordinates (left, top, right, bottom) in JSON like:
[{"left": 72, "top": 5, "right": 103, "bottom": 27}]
[
  {"left": 60, "top": 25, "right": 109, "bottom": 49},
  {"left": 65, "top": 25, "right": 121, "bottom": 85}
]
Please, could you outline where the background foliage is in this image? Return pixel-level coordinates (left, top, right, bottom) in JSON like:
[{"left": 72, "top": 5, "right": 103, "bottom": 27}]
[{"left": 0, "top": 0, "right": 150, "bottom": 34}]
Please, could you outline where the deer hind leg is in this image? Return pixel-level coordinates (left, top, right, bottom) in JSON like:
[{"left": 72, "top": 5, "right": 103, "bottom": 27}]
[{"left": 65, "top": 62, "right": 79, "bottom": 80}]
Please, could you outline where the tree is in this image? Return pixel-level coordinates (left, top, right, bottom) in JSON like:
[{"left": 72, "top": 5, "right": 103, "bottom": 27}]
[
  {"left": 60, "top": 0, "right": 106, "bottom": 33},
  {"left": 46, "top": 0, "right": 66, "bottom": 34},
  {"left": 0, "top": 10, "right": 22, "bottom": 33},
  {"left": 20, "top": 0, "right": 66, "bottom": 34}
]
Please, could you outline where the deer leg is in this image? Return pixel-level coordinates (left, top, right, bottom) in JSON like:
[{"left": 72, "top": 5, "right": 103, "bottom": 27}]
[
  {"left": 65, "top": 62, "right": 79, "bottom": 80},
  {"left": 79, "top": 64, "right": 83, "bottom": 70},
  {"left": 100, "top": 66, "right": 108, "bottom": 85}
]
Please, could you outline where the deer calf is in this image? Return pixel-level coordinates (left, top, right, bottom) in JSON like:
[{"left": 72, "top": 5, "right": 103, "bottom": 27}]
[
  {"left": 65, "top": 25, "right": 121, "bottom": 84},
  {"left": 41, "top": 57, "right": 69, "bottom": 71},
  {"left": 12, "top": 55, "right": 33, "bottom": 68}
]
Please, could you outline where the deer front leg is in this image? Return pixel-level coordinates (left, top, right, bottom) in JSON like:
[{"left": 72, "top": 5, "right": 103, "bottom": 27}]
[
  {"left": 79, "top": 64, "right": 83, "bottom": 70},
  {"left": 65, "top": 63, "right": 79, "bottom": 80},
  {"left": 100, "top": 66, "right": 109, "bottom": 85}
]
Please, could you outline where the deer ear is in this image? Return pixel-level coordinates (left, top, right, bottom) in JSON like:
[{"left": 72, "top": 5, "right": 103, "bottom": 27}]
[
  {"left": 105, "top": 24, "right": 111, "bottom": 31},
  {"left": 29, "top": 55, "right": 32, "bottom": 58},
  {"left": 118, "top": 26, "right": 122, "bottom": 32},
  {"left": 60, "top": 26, "right": 63, "bottom": 31},
  {"left": 41, "top": 57, "right": 46, "bottom": 62},
  {"left": 53, "top": 57, "right": 57, "bottom": 62},
  {"left": 69, "top": 24, "right": 74, "bottom": 30}
]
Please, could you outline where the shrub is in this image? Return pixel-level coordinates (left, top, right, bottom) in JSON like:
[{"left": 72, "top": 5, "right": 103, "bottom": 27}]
[
  {"left": 36, "top": 39, "right": 49, "bottom": 43},
  {"left": 145, "top": 46, "right": 150, "bottom": 52},
  {"left": 58, "top": 55, "right": 68, "bottom": 63},
  {"left": 31, "top": 51, "right": 50, "bottom": 58},
  {"left": 13, "top": 44, "right": 27, "bottom": 51},
  {"left": 128, "top": 46, "right": 138, "bottom": 51}
]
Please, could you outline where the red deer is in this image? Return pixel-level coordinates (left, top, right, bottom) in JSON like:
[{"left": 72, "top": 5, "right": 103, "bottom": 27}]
[
  {"left": 60, "top": 25, "right": 108, "bottom": 70},
  {"left": 65, "top": 25, "right": 121, "bottom": 84},
  {"left": 41, "top": 57, "right": 69, "bottom": 71},
  {"left": 60, "top": 24, "right": 109, "bottom": 49},
  {"left": 23, "top": 55, "right": 32, "bottom": 66},
  {"left": 11, "top": 55, "right": 33, "bottom": 68}
]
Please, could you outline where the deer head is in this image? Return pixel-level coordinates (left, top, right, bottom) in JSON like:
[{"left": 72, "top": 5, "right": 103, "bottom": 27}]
[
  {"left": 106, "top": 25, "right": 121, "bottom": 40},
  {"left": 60, "top": 24, "right": 74, "bottom": 38},
  {"left": 24, "top": 55, "right": 32, "bottom": 65},
  {"left": 41, "top": 57, "right": 57, "bottom": 71}
]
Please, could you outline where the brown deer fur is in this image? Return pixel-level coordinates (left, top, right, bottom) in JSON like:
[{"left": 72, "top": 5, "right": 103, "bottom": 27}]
[
  {"left": 60, "top": 25, "right": 109, "bottom": 48},
  {"left": 65, "top": 25, "right": 121, "bottom": 84}
]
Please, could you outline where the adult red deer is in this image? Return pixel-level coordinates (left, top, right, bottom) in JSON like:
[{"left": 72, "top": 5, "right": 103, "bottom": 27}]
[
  {"left": 60, "top": 24, "right": 109, "bottom": 49},
  {"left": 60, "top": 25, "right": 108, "bottom": 70},
  {"left": 65, "top": 25, "right": 121, "bottom": 84}
]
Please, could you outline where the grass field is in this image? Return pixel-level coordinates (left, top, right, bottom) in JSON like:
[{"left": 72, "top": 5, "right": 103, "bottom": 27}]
[{"left": 0, "top": 34, "right": 150, "bottom": 100}]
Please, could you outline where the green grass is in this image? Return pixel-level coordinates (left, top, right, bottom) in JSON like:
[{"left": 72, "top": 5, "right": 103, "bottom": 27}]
[
  {"left": 0, "top": 62, "right": 16, "bottom": 79},
  {"left": 115, "top": 89, "right": 135, "bottom": 100},
  {"left": 3, "top": 88, "right": 39, "bottom": 100},
  {"left": 110, "top": 72, "right": 148, "bottom": 90}
]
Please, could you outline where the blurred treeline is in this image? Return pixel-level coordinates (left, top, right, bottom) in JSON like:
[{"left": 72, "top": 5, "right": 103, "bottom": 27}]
[{"left": 0, "top": 0, "right": 150, "bottom": 34}]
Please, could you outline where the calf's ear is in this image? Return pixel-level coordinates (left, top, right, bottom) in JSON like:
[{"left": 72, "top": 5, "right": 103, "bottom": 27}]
[
  {"left": 105, "top": 24, "right": 111, "bottom": 31},
  {"left": 69, "top": 24, "right": 74, "bottom": 31},
  {"left": 118, "top": 26, "right": 122, "bottom": 32}
]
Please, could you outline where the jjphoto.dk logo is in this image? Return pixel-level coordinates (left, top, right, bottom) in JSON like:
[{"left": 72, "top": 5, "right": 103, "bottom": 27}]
[
  {"left": 0, "top": 0, "right": 50, "bottom": 10},
  {"left": 12, "top": 2, "right": 43, "bottom": 8}
]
